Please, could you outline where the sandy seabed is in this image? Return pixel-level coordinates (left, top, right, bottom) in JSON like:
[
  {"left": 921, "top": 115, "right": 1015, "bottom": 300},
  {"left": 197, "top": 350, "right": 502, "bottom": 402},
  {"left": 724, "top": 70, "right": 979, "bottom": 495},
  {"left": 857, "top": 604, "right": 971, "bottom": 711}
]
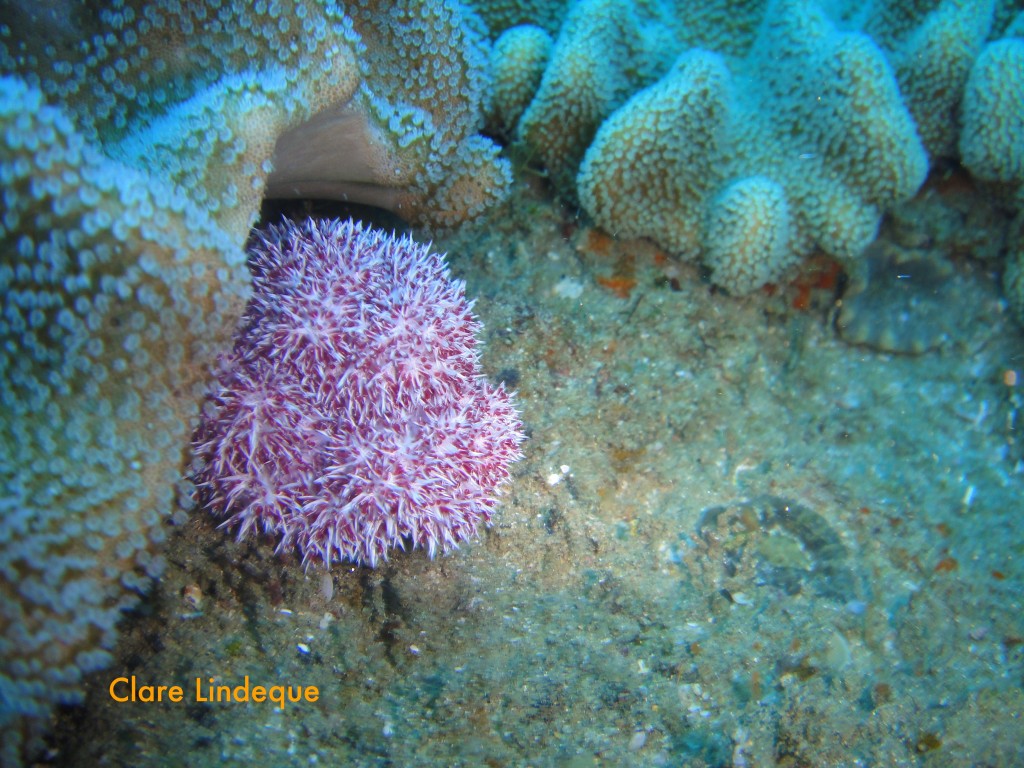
[{"left": 53, "top": 177, "right": 1024, "bottom": 767}]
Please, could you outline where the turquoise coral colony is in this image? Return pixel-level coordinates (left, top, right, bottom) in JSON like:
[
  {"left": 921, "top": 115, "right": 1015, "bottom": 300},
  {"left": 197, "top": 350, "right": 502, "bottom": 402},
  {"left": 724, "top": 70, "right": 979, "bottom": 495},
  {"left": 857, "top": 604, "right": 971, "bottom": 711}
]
[{"left": 1, "top": 0, "right": 1023, "bottom": 763}]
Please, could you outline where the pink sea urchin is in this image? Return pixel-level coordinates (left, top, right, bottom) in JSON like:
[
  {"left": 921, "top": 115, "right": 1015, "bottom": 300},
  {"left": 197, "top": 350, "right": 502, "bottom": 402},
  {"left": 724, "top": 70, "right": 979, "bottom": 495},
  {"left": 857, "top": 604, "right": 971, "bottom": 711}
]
[{"left": 192, "top": 218, "right": 524, "bottom": 567}]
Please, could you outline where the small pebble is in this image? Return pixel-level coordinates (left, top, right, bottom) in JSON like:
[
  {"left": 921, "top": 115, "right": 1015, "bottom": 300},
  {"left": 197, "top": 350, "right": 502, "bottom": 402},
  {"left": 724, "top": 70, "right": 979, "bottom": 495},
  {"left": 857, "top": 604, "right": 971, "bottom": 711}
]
[
  {"left": 182, "top": 584, "right": 203, "bottom": 611},
  {"left": 824, "top": 630, "right": 852, "bottom": 670},
  {"left": 629, "top": 731, "right": 647, "bottom": 751},
  {"left": 321, "top": 573, "right": 334, "bottom": 602}
]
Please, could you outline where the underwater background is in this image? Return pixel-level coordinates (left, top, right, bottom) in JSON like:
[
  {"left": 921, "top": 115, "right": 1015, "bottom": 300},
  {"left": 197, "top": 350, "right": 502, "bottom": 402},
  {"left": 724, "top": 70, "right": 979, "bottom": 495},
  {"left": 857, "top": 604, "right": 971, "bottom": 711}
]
[{"left": 2, "top": 0, "right": 1023, "bottom": 765}]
